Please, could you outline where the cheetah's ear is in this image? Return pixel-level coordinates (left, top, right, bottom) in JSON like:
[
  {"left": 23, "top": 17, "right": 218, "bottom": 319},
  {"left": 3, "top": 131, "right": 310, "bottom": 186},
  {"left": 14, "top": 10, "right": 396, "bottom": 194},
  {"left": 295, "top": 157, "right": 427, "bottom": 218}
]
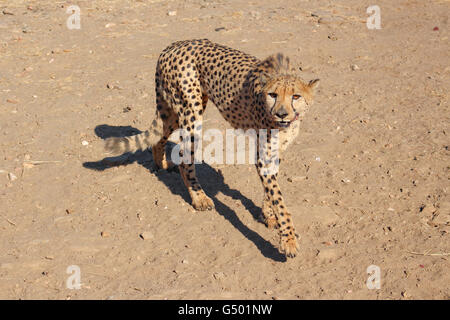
[
  {"left": 308, "top": 79, "right": 320, "bottom": 91},
  {"left": 259, "top": 73, "right": 270, "bottom": 88}
]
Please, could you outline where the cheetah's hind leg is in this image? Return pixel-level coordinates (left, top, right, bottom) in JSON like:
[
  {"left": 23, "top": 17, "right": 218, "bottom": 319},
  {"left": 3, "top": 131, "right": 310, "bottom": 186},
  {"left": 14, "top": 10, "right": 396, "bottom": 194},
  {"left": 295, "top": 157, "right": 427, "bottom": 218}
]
[{"left": 151, "top": 100, "right": 179, "bottom": 171}]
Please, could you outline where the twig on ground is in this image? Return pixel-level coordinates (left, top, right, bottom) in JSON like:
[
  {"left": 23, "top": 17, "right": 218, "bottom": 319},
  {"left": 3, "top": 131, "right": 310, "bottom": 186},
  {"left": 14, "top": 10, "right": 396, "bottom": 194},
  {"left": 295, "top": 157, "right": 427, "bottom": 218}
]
[
  {"left": 408, "top": 250, "right": 449, "bottom": 256},
  {"left": 23, "top": 160, "right": 62, "bottom": 165}
]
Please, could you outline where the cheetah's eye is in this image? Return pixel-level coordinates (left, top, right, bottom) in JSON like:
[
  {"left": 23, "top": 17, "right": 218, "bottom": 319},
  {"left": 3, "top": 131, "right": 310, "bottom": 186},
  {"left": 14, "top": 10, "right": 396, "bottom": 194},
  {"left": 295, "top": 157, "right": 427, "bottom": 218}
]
[
  {"left": 292, "top": 94, "right": 302, "bottom": 100},
  {"left": 268, "top": 93, "right": 278, "bottom": 99}
]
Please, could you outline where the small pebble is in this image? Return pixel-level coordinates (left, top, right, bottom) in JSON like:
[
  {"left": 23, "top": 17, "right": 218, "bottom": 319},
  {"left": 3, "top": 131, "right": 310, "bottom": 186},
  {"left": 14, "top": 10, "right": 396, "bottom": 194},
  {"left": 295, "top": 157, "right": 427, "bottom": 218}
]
[
  {"left": 250, "top": 11, "right": 261, "bottom": 20},
  {"left": 140, "top": 231, "right": 154, "bottom": 240},
  {"left": 317, "top": 248, "right": 339, "bottom": 262},
  {"left": 311, "top": 10, "right": 330, "bottom": 18},
  {"left": 213, "top": 272, "right": 225, "bottom": 280},
  {"left": 420, "top": 205, "right": 436, "bottom": 217},
  {"left": 318, "top": 16, "right": 344, "bottom": 24},
  {"left": 81, "top": 140, "right": 89, "bottom": 146},
  {"left": 288, "top": 176, "right": 307, "bottom": 182},
  {"left": 328, "top": 34, "right": 338, "bottom": 41}
]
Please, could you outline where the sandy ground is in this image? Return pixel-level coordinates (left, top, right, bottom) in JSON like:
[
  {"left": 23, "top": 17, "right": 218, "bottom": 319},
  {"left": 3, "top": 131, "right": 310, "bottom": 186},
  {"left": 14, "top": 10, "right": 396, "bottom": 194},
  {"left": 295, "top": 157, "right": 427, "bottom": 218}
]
[{"left": 0, "top": 0, "right": 449, "bottom": 300}]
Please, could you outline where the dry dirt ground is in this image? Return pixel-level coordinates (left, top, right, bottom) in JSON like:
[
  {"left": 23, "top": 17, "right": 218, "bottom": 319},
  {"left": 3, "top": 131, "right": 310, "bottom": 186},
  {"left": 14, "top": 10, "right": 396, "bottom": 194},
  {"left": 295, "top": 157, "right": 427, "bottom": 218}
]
[{"left": 0, "top": 0, "right": 449, "bottom": 300}]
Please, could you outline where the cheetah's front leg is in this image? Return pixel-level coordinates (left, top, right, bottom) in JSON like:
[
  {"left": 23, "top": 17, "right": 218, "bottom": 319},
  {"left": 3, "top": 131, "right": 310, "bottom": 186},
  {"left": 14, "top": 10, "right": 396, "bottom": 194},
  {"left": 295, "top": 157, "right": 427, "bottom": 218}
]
[
  {"left": 257, "top": 165, "right": 299, "bottom": 257},
  {"left": 261, "top": 196, "right": 277, "bottom": 230},
  {"left": 177, "top": 104, "right": 214, "bottom": 211},
  {"left": 256, "top": 135, "right": 298, "bottom": 258}
]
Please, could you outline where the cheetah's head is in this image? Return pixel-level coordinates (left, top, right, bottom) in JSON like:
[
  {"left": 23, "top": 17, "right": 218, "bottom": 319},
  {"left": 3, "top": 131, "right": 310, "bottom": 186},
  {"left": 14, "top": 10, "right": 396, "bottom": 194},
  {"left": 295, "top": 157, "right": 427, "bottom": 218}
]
[{"left": 263, "top": 76, "right": 320, "bottom": 128}]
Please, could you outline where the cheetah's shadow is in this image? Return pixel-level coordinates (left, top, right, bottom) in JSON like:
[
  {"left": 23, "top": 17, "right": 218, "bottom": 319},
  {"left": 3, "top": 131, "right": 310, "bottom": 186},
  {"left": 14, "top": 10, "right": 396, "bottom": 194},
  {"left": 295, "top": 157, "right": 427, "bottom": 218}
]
[{"left": 83, "top": 124, "right": 286, "bottom": 262}]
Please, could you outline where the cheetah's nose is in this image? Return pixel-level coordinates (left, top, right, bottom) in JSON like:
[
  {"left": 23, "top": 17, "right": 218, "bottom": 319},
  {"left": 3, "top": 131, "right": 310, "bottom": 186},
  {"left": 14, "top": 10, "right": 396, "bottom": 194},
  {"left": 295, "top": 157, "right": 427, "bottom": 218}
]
[{"left": 275, "top": 106, "right": 289, "bottom": 119}]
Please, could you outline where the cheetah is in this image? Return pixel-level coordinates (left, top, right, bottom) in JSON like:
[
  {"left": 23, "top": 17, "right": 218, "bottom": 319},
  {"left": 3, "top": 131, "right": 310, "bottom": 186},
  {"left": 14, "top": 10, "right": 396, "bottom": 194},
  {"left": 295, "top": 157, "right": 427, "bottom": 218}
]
[{"left": 105, "top": 39, "right": 319, "bottom": 258}]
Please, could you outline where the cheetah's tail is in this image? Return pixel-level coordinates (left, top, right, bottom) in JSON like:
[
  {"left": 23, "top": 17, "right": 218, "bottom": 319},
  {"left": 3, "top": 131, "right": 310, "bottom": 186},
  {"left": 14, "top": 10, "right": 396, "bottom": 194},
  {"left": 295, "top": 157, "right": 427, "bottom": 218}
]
[{"left": 104, "top": 120, "right": 163, "bottom": 154}]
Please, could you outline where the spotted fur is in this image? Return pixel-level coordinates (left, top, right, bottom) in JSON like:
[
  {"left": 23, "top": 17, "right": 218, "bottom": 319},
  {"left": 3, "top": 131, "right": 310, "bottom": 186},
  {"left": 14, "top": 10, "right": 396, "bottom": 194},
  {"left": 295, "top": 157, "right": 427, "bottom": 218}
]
[{"left": 105, "top": 39, "right": 319, "bottom": 258}]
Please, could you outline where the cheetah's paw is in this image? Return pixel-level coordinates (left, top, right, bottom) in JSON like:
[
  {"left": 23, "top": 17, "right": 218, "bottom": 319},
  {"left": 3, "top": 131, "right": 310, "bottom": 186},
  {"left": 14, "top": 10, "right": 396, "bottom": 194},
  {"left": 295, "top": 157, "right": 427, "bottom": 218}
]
[
  {"left": 192, "top": 194, "right": 214, "bottom": 211},
  {"left": 280, "top": 236, "right": 299, "bottom": 258}
]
